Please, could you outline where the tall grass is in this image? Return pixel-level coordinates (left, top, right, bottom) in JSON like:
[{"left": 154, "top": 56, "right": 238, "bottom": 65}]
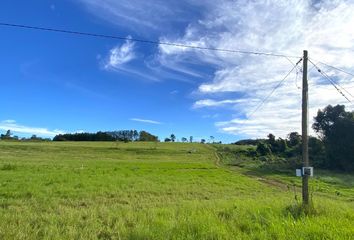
[{"left": 0, "top": 141, "right": 353, "bottom": 239}]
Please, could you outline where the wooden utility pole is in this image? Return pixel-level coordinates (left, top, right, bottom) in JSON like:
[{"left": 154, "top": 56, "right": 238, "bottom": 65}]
[{"left": 302, "top": 50, "right": 309, "bottom": 205}]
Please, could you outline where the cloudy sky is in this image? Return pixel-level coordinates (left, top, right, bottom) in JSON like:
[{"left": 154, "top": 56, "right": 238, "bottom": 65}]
[{"left": 1, "top": 0, "right": 354, "bottom": 142}]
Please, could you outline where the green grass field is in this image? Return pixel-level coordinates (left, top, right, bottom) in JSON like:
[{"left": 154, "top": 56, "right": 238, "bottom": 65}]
[{"left": 0, "top": 141, "right": 353, "bottom": 239}]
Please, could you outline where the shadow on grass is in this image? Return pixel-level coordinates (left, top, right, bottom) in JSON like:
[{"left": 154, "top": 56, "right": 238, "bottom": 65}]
[{"left": 0, "top": 163, "right": 17, "bottom": 171}]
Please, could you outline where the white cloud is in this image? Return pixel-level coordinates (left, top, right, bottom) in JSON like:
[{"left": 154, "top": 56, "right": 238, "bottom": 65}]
[
  {"left": 130, "top": 118, "right": 162, "bottom": 124},
  {"left": 2, "top": 119, "right": 16, "bottom": 124},
  {"left": 105, "top": 39, "right": 135, "bottom": 69},
  {"left": 202, "top": 114, "right": 219, "bottom": 119},
  {"left": 158, "top": 0, "right": 354, "bottom": 138},
  {"left": 215, "top": 80, "right": 354, "bottom": 138},
  {"left": 81, "top": 0, "right": 215, "bottom": 81},
  {"left": 193, "top": 99, "right": 247, "bottom": 108},
  {"left": 0, "top": 120, "right": 65, "bottom": 137},
  {"left": 74, "top": 130, "right": 86, "bottom": 134},
  {"left": 79, "top": 0, "right": 168, "bottom": 30},
  {"left": 81, "top": 0, "right": 354, "bottom": 138},
  {"left": 104, "top": 39, "right": 164, "bottom": 81},
  {"left": 78, "top": 0, "right": 208, "bottom": 33}
]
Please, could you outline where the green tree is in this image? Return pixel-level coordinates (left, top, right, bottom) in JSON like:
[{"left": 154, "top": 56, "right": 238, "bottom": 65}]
[
  {"left": 256, "top": 142, "right": 272, "bottom": 156},
  {"left": 133, "top": 130, "right": 139, "bottom": 141},
  {"left": 267, "top": 133, "right": 276, "bottom": 146},
  {"left": 267, "top": 133, "right": 277, "bottom": 152},
  {"left": 181, "top": 137, "right": 187, "bottom": 143},
  {"left": 139, "top": 131, "right": 158, "bottom": 142},
  {"left": 1, "top": 130, "right": 12, "bottom": 140},
  {"left": 313, "top": 104, "right": 354, "bottom": 171},
  {"left": 277, "top": 138, "right": 288, "bottom": 152},
  {"left": 308, "top": 136, "right": 326, "bottom": 168},
  {"left": 287, "top": 132, "right": 301, "bottom": 147},
  {"left": 170, "top": 134, "right": 176, "bottom": 142},
  {"left": 5, "top": 130, "right": 12, "bottom": 137},
  {"left": 313, "top": 104, "right": 347, "bottom": 139}
]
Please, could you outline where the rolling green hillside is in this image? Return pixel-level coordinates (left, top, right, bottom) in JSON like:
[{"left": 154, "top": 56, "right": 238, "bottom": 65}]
[{"left": 0, "top": 141, "right": 353, "bottom": 239}]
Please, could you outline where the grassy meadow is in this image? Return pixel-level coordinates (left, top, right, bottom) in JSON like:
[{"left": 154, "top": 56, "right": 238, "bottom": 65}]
[{"left": 0, "top": 141, "right": 353, "bottom": 239}]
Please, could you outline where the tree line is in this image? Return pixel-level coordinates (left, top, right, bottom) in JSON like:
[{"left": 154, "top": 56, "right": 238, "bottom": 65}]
[
  {"left": 53, "top": 130, "right": 158, "bottom": 142},
  {"left": 235, "top": 104, "right": 354, "bottom": 172},
  {"left": 0, "top": 130, "right": 51, "bottom": 141},
  {"left": 164, "top": 134, "right": 221, "bottom": 144}
]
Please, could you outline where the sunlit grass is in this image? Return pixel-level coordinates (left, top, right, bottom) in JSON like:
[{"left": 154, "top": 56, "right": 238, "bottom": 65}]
[{"left": 0, "top": 141, "right": 353, "bottom": 239}]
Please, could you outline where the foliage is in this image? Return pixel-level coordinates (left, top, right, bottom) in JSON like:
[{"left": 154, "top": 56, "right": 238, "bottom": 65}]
[
  {"left": 252, "top": 133, "right": 326, "bottom": 170},
  {"left": 170, "top": 134, "right": 176, "bottom": 142},
  {"left": 138, "top": 131, "right": 159, "bottom": 142},
  {"left": 267, "top": 133, "right": 276, "bottom": 146},
  {"left": 287, "top": 132, "right": 301, "bottom": 147},
  {"left": 214, "top": 144, "right": 258, "bottom": 167},
  {"left": 313, "top": 104, "right": 354, "bottom": 171},
  {"left": 53, "top": 130, "right": 158, "bottom": 142},
  {"left": 219, "top": 105, "right": 353, "bottom": 172},
  {"left": 308, "top": 136, "right": 326, "bottom": 168},
  {"left": 53, "top": 132, "right": 116, "bottom": 141},
  {"left": 234, "top": 139, "right": 264, "bottom": 146},
  {"left": 256, "top": 142, "right": 272, "bottom": 156},
  {"left": 313, "top": 104, "right": 347, "bottom": 138},
  {"left": 107, "top": 130, "right": 139, "bottom": 142},
  {"left": 0, "top": 130, "right": 13, "bottom": 140}
]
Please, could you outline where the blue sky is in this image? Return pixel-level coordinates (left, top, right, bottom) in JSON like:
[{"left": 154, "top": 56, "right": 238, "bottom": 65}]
[{"left": 1, "top": 0, "right": 354, "bottom": 142}]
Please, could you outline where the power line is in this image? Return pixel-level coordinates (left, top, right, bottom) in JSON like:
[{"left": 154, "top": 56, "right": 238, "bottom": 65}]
[
  {"left": 309, "top": 59, "right": 353, "bottom": 100},
  {"left": 308, "top": 59, "right": 352, "bottom": 103},
  {"left": 312, "top": 59, "right": 354, "bottom": 79},
  {"left": 244, "top": 58, "right": 303, "bottom": 120},
  {"left": 0, "top": 22, "right": 301, "bottom": 58},
  {"left": 285, "top": 56, "right": 302, "bottom": 89},
  {"left": 295, "top": 67, "right": 301, "bottom": 89},
  {"left": 285, "top": 56, "right": 301, "bottom": 69}
]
